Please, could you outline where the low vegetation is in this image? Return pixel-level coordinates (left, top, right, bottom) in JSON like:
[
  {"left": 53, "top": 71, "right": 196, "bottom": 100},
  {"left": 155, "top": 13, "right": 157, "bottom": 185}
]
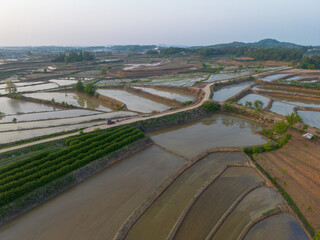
[
  {"left": 0, "top": 126, "right": 144, "bottom": 206},
  {"left": 74, "top": 80, "right": 97, "bottom": 96}
]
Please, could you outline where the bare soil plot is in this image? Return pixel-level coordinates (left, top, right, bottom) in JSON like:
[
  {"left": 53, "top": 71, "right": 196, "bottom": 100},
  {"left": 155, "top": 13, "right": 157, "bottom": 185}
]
[{"left": 255, "top": 130, "right": 320, "bottom": 230}]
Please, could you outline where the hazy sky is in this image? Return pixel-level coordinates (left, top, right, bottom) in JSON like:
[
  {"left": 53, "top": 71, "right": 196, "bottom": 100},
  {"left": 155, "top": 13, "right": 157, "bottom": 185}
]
[{"left": 1, "top": 0, "right": 319, "bottom": 46}]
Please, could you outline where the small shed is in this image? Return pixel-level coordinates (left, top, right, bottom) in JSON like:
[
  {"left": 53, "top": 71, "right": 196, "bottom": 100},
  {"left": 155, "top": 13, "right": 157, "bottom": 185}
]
[{"left": 302, "top": 133, "right": 313, "bottom": 140}]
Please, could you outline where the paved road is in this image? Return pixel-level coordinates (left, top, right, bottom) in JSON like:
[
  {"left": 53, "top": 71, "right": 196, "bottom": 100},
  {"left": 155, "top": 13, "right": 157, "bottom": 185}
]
[{"left": 0, "top": 83, "right": 213, "bottom": 154}]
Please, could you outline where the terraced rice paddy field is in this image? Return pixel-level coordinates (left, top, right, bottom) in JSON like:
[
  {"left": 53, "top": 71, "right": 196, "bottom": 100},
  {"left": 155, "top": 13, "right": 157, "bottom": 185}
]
[
  {"left": 97, "top": 89, "right": 171, "bottom": 113},
  {"left": 24, "top": 92, "right": 113, "bottom": 112},
  {"left": 212, "top": 82, "right": 253, "bottom": 102},
  {"left": 255, "top": 130, "right": 320, "bottom": 231},
  {"left": 133, "top": 86, "right": 194, "bottom": 102},
  {"left": 0, "top": 114, "right": 310, "bottom": 240}
]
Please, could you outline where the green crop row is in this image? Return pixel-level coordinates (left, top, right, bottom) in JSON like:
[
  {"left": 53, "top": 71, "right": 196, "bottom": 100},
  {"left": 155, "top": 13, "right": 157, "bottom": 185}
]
[
  {"left": 0, "top": 129, "right": 144, "bottom": 206},
  {"left": 0, "top": 125, "right": 131, "bottom": 179},
  {"left": 0, "top": 127, "right": 137, "bottom": 188}
]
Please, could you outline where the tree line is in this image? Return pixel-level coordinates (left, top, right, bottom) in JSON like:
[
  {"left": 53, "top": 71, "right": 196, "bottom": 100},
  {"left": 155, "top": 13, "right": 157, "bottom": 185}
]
[{"left": 53, "top": 51, "right": 95, "bottom": 63}]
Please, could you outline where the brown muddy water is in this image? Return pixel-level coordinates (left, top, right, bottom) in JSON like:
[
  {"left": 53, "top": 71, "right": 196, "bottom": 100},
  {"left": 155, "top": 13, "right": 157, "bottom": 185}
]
[
  {"left": 0, "top": 97, "right": 60, "bottom": 115},
  {"left": 25, "top": 92, "right": 112, "bottom": 112},
  {"left": 210, "top": 186, "right": 284, "bottom": 240},
  {"left": 97, "top": 89, "right": 171, "bottom": 113},
  {"left": 126, "top": 152, "right": 247, "bottom": 240},
  {"left": 0, "top": 146, "right": 185, "bottom": 240},
  {"left": 148, "top": 114, "right": 267, "bottom": 159},
  {"left": 243, "top": 213, "right": 309, "bottom": 240},
  {"left": 173, "top": 167, "right": 264, "bottom": 240},
  {"left": 133, "top": 86, "right": 194, "bottom": 102}
]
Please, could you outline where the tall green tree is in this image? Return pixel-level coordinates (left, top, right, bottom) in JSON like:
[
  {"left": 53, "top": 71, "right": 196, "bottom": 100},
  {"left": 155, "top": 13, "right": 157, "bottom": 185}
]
[
  {"left": 84, "top": 83, "right": 96, "bottom": 96},
  {"left": 75, "top": 80, "right": 84, "bottom": 92}
]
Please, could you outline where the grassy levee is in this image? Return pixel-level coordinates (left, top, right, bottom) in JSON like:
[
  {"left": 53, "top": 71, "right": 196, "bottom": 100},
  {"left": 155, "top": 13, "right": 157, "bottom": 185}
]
[
  {"left": 245, "top": 152, "right": 315, "bottom": 237},
  {"left": 0, "top": 125, "right": 145, "bottom": 208}
]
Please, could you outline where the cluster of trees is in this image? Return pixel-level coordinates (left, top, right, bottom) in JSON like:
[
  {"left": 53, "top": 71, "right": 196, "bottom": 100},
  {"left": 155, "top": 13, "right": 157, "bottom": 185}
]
[
  {"left": 298, "top": 55, "right": 320, "bottom": 69},
  {"left": 75, "top": 80, "right": 97, "bottom": 96},
  {"left": 0, "top": 126, "right": 144, "bottom": 206},
  {"left": 202, "top": 100, "right": 221, "bottom": 112},
  {"left": 53, "top": 51, "right": 95, "bottom": 63}
]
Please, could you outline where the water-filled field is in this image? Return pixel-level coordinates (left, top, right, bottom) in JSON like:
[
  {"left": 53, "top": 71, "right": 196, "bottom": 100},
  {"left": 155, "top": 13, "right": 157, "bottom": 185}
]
[
  {"left": 98, "top": 89, "right": 171, "bottom": 113},
  {"left": 0, "top": 120, "right": 108, "bottom": 144},
  {"left": 269, "top": 101, "right": 295, "bottom": 116},
  {"left": 204, "top": 71, "right": 253, "bottom": 83},
  {"left": 238, "top": 94, "right": 270, "bottom": 108},
  {"left": 173, "top": 167, "right": 264, "bottom": 240},
  {"left": 150, "top": 78, "right": 203, "bottom": 87},
  {"left": 243, "top": 213, "right": 309, "bottom": 240},
  {"left": 210, "top": 187, "right": 283, "bottom": 240},
  {"left": 212, "top": 82, "right": 253, "bottom": 102},
  {"left": 259, "top": 74, "right": 290, "bottom": 82},
  {"left": 149, "top": 114, "right": 266, "bottom": 159},
  {"left": 0, "top": 111, "right": 136, "bottom": 132},
  {"left": 297, "top": 110, "right": 320, "bottom": 129},
  {"left": 0, "top": 109, "right": 100, "bottom": 123},
  {"left": 133, "top": 86, "right": 194, "bottom": 102},
  {"left": 24, "top": 92, "right": 112, "bottom": 112},
  {"left": 0, "top": 97, "right": 59, "bottom": 115},
  {"left": 0, "top": 146, "right": 185, "bottom": 240},
  {"left": 126, "top": 152, "right": 247, "bottom": 240},
  {"left": 49, "top": 79, "right": 78, "bottom": 86}
]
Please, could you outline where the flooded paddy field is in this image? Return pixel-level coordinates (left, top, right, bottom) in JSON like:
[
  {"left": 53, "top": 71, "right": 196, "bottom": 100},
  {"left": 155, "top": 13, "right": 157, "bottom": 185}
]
[
  {"left": 212, "top": 82, "right": 253, "bottom": 102},
  {"left": 238, "top": 94, "right": 270, "bottom": 108},
  {"left": 0, "top": 111, "right": 136, "bottom": 132},
  {"left": 204, "top": 70, "right": 253, "bottom": 83},
  {"left": 97, "top": 89, "right": 171, "bottom": 113},
  {"left": 269, "top": 101, "right": 295, "bottom": 116},
  {"left": 149, "top": 114, "right": 266, "bottom": 159},
  {"left": 0, "top": 120, "right": 107, "bottom": 144},
  {"left": 49, "top": 79, "right": 78, "bottom": 86},
  {"left": 0, "top": 109, "right": 100, "bottom": 123},
  {"left": 24, "top": 92, "right": 112, "bottom": 112},
  {"left": 0, "top": 146, "right": 185, "bottom": 240},
  {"left": 126, "top": 152, "right": 247, "bottom": 240},
  {"left": 0, "top": 97, "right": 59, "bottom": 115},
  {"left": 16, "top": 83, "right": 59, "bottom": 92},
  {"left": 243, "top": 213, "right": 309, "bottom": 240},
  {"left": 211, "top": 187, "right": 283, "bottom": 240},
  {"left": 297, "top": 110, "right": 320, "bottom": 129},
  {"left": 173, "top": 167, "right": 264, "bottom": 240},
  {"left": 258, "top": 73, "right": 291, "bottom": 82},
  {"left": 133, "top": 86, "right": 194, "bottom": 102}
]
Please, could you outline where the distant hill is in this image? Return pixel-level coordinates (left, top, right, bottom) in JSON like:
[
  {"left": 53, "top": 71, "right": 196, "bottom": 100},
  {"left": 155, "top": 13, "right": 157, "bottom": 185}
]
[{"left": 193, "top": 39, "right": 303, "bottom": 49}]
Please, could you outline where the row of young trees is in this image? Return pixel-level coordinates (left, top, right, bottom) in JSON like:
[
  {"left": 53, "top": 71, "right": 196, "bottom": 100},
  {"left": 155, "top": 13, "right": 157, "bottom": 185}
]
[{"left": 0, "top": 126, "right": 144, "bottom": 206}]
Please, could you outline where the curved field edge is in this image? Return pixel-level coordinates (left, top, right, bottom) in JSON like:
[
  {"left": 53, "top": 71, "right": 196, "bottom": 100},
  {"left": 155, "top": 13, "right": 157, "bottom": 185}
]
[
  {"left": 0, "top": 137, "right": 152, "bottom": 226},
  {"left": 114, "top": 150, "right": 248, "bottom": 240},
  {"left": 245, "top": 152, "right": 315, "bottom": 237}
]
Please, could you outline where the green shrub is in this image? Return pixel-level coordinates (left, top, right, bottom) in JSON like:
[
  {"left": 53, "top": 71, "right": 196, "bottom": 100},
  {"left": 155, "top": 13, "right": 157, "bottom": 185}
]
[{"left": 202, "top": 100, "right": 220, "bottom": 112}]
